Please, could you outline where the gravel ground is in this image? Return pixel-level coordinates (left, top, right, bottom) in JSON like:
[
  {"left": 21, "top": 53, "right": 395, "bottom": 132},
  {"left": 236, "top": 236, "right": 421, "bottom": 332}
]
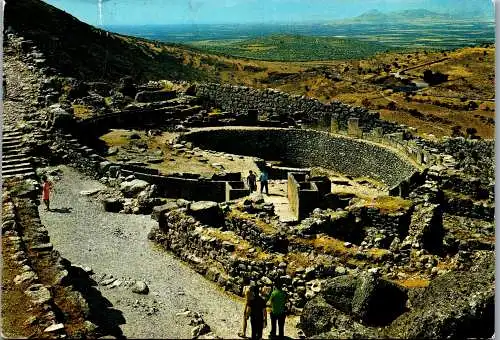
[{"left": 39, "top": 166, "right": 300, "bottom": 339}]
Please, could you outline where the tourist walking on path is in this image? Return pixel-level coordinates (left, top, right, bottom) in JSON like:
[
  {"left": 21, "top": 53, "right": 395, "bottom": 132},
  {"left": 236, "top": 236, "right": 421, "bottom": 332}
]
[
  {"left": 267, "top": 280, "right": 287, "bottom": 339},
  {"left": 249, "top": 284, "right": 267, "bottom": 340},
  {"left": 247, "top": 170, "right": 257, "bottom": 193},
  {"left": 259, "top": 169, "right": 269, "bottom": 195},
  {"left": 239, "top": 280, "right": 255, "bottom": 338},
  {"left": 41, "top": 175, "right": 53, "bottom": 211}
]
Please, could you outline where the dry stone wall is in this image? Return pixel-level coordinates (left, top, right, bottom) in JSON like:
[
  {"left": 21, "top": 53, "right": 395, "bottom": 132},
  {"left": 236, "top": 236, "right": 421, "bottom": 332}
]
[
  {"left": 195, "top": 83, "right": 402, "bottom": 133},
  {"left": 183, "top": 127, "right": 418, "bottom": 188}
]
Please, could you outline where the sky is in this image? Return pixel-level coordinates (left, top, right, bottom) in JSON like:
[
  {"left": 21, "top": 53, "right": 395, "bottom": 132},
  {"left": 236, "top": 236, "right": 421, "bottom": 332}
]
[{"left": 42, "top": 0, "right": 495, "bottom": 26}]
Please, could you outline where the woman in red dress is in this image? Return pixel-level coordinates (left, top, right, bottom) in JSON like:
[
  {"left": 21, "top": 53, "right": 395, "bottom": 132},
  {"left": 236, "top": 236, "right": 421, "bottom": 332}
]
[{"left": 41, "top": 175, "right": 53, "bottom": 211}]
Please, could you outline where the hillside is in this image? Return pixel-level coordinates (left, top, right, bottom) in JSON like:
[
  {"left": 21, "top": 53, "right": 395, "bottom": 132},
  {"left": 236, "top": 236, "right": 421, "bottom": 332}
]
[
  {"left": 4, "top": 0, "right": 495, "bottom": 138},
  {"left": 4, "top": 0, "right": 212, "bottom": 82}
]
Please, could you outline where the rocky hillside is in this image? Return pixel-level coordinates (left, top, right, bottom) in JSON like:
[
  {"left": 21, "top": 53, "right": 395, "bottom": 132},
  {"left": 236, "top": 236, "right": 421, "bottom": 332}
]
[{"left": 4, "top": 0, "right": 211, "bottom": 82}]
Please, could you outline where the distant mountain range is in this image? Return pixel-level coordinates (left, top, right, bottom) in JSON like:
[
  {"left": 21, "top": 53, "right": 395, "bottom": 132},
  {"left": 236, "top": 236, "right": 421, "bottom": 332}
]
[{"left": 338, "top": 8, "right": 493, "bottom": 24}]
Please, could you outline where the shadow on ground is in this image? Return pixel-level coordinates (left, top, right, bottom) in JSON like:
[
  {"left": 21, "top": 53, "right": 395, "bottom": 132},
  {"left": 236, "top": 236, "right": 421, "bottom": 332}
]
[
  {"left": 69, "top": 265, "right": 126, "bottom": 338},
  {"left": 49, "top": 207, "right": 73, "bottom": 213}
]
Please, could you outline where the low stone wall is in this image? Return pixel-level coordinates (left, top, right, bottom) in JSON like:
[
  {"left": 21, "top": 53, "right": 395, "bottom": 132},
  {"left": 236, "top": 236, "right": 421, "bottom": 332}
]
[
  {"left": 151, "top": 209, "right": 345, "bottom": 311},
  {"left": 2, "top": 182, "right": 96, "bottom": 337},
  {"left": 195, "top": 83, "right": 401, "bottom": 133},
  {"left": 122, "top": 170, "right": 231, "bottom": 202},
  {"left": 183, "top": 127, "right": 418, "bottom": 189},
  {"left": 225, "top": 214, "right": 289, "bottom": 253}
]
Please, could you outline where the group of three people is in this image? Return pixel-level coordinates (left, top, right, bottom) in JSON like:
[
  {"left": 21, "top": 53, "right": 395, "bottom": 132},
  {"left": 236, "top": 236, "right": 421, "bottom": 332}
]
[
  {"left": 239, "top": 279, "right": 287, "bottom": 340},
  {"left": 247, "top": 169, "right": 269, "bottom": 195}
]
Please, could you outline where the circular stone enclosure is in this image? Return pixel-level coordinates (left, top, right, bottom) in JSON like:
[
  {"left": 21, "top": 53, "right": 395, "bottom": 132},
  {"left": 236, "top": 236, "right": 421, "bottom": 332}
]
[{"left": 182, "top": 127, "right": 418, "bottom": 188}]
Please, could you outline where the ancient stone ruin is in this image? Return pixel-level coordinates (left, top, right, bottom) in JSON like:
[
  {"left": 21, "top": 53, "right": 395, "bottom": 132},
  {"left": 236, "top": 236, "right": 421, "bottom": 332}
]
[{"left": 2, "top": 27, "right": 495, "bottom": 339}]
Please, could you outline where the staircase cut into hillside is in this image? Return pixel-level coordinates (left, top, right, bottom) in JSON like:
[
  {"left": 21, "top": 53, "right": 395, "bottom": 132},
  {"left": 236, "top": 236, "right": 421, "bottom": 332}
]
[{"left": 2, "top": 129, "right": 35, "bottom": 179}]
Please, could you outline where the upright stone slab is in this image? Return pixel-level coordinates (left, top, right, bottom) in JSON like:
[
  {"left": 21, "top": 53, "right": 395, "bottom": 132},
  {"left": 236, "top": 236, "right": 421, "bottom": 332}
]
[
  {"left": 330, "top": 117, "right": 339, "bottom": 134},
  {"left": 347, "top": 118, "right": 361, "bottom": 137}
]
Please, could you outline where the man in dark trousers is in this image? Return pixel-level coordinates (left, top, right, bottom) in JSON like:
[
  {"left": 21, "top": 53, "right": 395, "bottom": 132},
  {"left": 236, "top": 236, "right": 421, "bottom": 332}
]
[
  {"left": 247, "top": 170, "right": 257, "bottom": 193},
  {"left": 249, "top": 284, "right": 267, "bottom": 340},
  {"left": 267, "top": 279, "right": 287, "bottom": 339}
]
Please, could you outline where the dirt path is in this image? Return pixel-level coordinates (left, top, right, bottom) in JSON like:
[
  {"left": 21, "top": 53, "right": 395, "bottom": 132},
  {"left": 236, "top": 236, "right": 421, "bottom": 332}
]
[{"left": 38, "top": 166, "right": 299, "bottom": 339}]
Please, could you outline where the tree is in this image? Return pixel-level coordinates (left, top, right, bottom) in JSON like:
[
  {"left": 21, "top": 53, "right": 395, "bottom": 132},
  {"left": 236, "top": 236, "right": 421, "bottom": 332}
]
[
  {"left": 451, "top": 125, "right": 463, "bottom": 137},
  {"left": 467, "top": 101, "right": 479, "bottom": 111},
  {"left": 466, "top": 127, "right": 477, "bottom": 139}
]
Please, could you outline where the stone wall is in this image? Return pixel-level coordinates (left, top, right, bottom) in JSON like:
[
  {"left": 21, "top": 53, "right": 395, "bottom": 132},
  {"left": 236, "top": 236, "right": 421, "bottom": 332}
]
[
  {"left": 423, "top": 137, "right": 495, "bottom": 186},
  {"left": 183, "top": 127, "right": 418, "bottom": 189},
  {"left": 195, "top": 83, "right": 401, "bottom": 133},
  {"left": 151, "top": 209, "right": 348, "bottom": 311},
  {"left": 2, "top": 182, "right": 96, "bottom": 337}
]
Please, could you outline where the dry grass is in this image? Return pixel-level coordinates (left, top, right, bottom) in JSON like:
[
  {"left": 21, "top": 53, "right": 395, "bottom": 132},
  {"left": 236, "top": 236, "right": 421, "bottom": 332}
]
[
  {"left": 365, "top": 196, "right": 413, "bottom": 214},
  {"left": 2, "top": 236, "right": 44, "bottom": 338},
  {"left": 294, "top": 235, "right": 358, "bottom": 259},
  {"left": 99, "top": 129, "right": 137, "bottom": 148},
  {"left": 72, "top": 104, "right": 94, "bottom": 119},
  {"left": 395, "top": 278, "right": 430, "bottom": 288}
]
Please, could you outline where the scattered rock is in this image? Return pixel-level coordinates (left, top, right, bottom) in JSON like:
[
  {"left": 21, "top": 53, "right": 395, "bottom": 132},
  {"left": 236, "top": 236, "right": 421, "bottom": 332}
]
[
  {"left": 25, "top": 284, "right": 52, "bottom": 305},
  {"left": 14, "top": 271, "right": 38, "bottom": 284},
  {"left": 132, "top": 281, "right": 149, "bottom": 294},
  {"left": 191, "top": 323, "right": 210, "bottom": 338},
  {"left": 44, "top": 323, "right": 64, "bottom": 333}
]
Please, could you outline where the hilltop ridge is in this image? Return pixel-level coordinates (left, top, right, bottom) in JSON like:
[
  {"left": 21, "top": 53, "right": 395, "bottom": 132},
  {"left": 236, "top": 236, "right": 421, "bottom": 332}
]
[{"left": 4, "top": 0, "right": 210, "bottom": 82}]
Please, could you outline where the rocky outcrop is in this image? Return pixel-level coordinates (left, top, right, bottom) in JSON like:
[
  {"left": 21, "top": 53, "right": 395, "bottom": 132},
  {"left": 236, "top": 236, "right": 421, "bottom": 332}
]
[
  {"left": 320, "top": 273, "right": 408, "bottom": 326},
  {"left": 400, "top": 203, "right": 443, "bottom": 252},
  {"left": 387, "top": 251, "right": 495, "bottom": 339}
]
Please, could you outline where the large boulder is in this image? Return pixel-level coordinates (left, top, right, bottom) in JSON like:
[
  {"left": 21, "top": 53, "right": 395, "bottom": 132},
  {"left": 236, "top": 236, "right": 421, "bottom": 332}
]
[
  {"left": 152, "top": 202, "right": 179, "bottom": 222},
  {"left": 49, "top": 104, "right": 74, "bottom": 129},
  {"left": 188, "top": 201, "right": 223, "bottom": 226},
  {"left": 102, "top": 198, "right": 123, "bottom": 213},
  {"left": 321, "top": 272, "right": 408, "bottom": 326},
  {"left": 301, "top": 296, "right": 379, "bottom": 338},
  {"left": 387, "top": 251, "right": 495, "bottom": 339},
  {"left": 120, "top": 179, "right": 149, "bottom": 198}
]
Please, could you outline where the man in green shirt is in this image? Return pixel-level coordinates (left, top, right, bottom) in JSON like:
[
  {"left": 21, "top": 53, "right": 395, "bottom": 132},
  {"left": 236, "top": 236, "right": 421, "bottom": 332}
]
[{"left": 267, "top": 279, "right": 287, "bottom": 338}]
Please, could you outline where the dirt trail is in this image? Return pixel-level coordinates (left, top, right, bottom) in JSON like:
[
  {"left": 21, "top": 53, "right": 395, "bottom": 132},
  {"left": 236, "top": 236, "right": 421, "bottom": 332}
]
[{"left": 38, "top": 166, "right": 300, "bottom": 339}]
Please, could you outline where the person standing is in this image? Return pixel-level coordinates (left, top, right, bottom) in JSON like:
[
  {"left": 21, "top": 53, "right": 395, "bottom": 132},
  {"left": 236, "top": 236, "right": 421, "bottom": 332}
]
[
  {"left": 247, "top": 170, "right": 257, "bottom": 193},
  {"left": 259, "top": 169, "right": 269, "bottom": 195},
  {"left": 267, "top": 280, "right": 287, "bottom": 339},
  {"left": 249, "top": 284, "right": 267, "bottom": 340},
  {"left": 41, "top": 175, "right": 53, "bottom": 211},
  {"left": 239, "top": 280, "right": 255, "bottom": 338}
]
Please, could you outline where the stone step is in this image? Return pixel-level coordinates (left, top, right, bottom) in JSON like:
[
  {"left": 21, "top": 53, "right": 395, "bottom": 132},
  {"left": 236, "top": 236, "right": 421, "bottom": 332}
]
[
  {"left": 2, "top": 162, "right": 32, "bottom": 171},
  {"left": 2, "top": 147, "right": 25, "bottom": 155},
  {"left": 2, "top": 157, "right": 31, "bottom": 165},
  {"left": 3, "top": 171, "right": 36, "bottom": 179},
  {"left": 2, "top": 166, "right": 34, "bottom": 176},
  {"left": 2, "top": 135, "right": 22, "bottom": 142},
  {"left": 2, "top": 154, "right": 29, "bottom": 161},
  {"left": 2, "top": 140, "right": 22, "bottom": 147}
]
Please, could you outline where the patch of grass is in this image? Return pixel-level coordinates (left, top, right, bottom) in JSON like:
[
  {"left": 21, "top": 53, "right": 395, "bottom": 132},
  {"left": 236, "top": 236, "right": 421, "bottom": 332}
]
[
  {"left": 99, "top": 129, "right": 136, "bottom": 148},
  {"left": 2, "top": 237, "right": 44, "bottom": 338},
  {"left": 395, "top": 278, "right": 430, "bottom": 288},
  {"left": 72, "top": 104, "right": 93, "bottom": 119},
  {"left": 364, "top": 196, "right": 413, "bottom": 214},
  {"left": 294, "top": 235, "right": 358, "bottom": 259},
  {"left": 208, "top": 108, "right": 223, "bottom": 116}
]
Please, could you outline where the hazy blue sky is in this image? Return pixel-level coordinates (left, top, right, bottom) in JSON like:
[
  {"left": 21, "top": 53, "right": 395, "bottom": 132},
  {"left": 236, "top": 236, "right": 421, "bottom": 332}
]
[{"left": 43, "top": 0, "right": 494, "bottom": 26}]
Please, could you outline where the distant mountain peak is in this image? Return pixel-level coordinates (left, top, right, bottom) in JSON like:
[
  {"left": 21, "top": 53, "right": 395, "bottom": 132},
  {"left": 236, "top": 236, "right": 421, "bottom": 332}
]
[{"left": 345, "top": 8, "right": 453, "bottom": 23}]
